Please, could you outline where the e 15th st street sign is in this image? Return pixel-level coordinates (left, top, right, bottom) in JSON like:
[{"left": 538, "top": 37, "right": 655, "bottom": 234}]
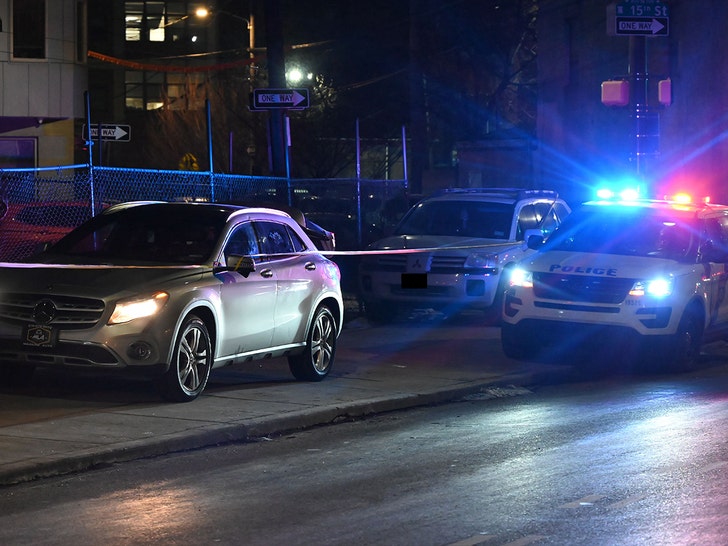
[
  {"left": 607, "top": 1, "right": 669, "bottom": 36},
  {"left": 251, "top": 88, "right": 310, "bottom": 110}
]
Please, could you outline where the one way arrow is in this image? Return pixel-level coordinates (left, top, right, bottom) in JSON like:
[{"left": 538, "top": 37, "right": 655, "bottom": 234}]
[
  {"left": 106, "top": 126, "right": 129, "bottom": 140},
  {"left": 648, "top": 18, "right": 665, "bottom": 34}
]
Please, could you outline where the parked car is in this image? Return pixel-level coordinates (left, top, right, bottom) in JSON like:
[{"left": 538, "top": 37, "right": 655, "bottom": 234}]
[
  {"left": 0, "top": 201, "right": 99, "bottom": 262},
  {"left": 358, "top": 188, "right": 571, "bottom": 321},
  {"left": 0, "top": 201, "right": 344, "bottom": 402},
  {"left": 502, "top": 192, "right": 728, "bottom": 371}
]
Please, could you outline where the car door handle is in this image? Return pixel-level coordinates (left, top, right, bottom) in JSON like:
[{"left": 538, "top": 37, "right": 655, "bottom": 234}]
[
  {"left": 260, "top": 268, "right": 274, "bottom": 278},
  {"left": 304, "top": 262, "right": 317, "bottom": 271}
]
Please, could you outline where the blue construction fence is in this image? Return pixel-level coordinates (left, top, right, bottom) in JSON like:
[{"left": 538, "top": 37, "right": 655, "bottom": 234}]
[{"left": 0, "top": 165, "right": 410, "bottom": 272}]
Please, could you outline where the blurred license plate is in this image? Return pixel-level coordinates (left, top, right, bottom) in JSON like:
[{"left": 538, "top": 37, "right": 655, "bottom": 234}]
[
  {"left": 23, "top": 324, "right": 58, "bottom": 348},
  {"left": 401, "top": 273, "right": 427, "bottom": 289}
]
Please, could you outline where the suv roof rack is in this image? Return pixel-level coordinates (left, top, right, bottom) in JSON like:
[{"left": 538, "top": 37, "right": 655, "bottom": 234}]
[{"left": 434, "top": 187, "right": 559, "bottom": 200}]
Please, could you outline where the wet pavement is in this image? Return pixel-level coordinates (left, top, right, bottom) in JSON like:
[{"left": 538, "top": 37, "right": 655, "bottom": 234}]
[{"left": 0, "top": 312, "right": 537, "bottom": 486}]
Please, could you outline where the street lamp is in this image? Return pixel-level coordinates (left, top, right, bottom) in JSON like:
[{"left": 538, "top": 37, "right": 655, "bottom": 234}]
[
  {"left": 197, "top": 9, "right": 256, "bottom": 83},
  {"left": 286, "top": 67, "right": 313, "bottom": 85}
]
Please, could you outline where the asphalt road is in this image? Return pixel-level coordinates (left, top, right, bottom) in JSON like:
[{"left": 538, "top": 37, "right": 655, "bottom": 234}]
[{"left": 2, "top": 364, "right": 728, "bottom": 545}]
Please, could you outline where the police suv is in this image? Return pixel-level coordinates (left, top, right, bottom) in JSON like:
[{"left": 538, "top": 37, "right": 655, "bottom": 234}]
[{"left": 502, "top": 192, "right": 728, "bottom": 371}]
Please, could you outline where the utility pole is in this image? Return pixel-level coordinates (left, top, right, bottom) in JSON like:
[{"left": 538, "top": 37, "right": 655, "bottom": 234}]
[
  {"left": 264, "top": 0, "right": 287, "bottom": 178},
  {"left": 604, "top": 1, "right": 669, "bottom": 188}
]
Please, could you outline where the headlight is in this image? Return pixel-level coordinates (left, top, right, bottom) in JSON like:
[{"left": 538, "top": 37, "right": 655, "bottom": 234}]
[
  {"left": 465, "top": 253, "right": 497, "bottom": 269},
  {"left": 108, "top": 291, "right": 169, "bottom": 325},
  {"left": 629, "top": 278, "right": 673, "bottom": 298},
  {"left": 509, "top": 267, "right": 533, "bottom": 288}
]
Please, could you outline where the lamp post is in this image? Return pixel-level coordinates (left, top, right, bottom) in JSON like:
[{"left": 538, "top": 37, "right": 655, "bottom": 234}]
[{"left": 198, "top": 9, "right": 256, "bottom": 83}]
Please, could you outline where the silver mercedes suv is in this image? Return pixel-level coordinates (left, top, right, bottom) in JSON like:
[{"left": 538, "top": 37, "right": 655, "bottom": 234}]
[{"left": 0, "top": 201, "right": 343, "bottom": 402}]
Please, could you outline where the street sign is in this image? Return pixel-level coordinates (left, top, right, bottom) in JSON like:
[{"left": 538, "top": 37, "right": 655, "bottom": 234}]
[
  {"left": 615, "top": 1, "right": 669, "bottom": 18},
  {"left": 84, "top": 124, "right": 131, "bottom": 142},
  {"left": 252, "top": 88, "right": 310, "bottom": 110},
  {"left": 615, "top": 16, "right": 669, "bottom": 36}
]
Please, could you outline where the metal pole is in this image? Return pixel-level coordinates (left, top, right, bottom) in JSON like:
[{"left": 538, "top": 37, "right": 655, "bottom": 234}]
[
  {"left": 356, "top": 118, "right": 362, "bottom": 248},
  {"left": 229, "top": 131, "right": 233, "bottom": 173},
  {"left": 206, "top": 99, "right": 215, "bottom": 201},
  {"left": 84, "top": 91, "right": 96, "bottom": 216},
  {"left": 285, "top": 115, "right": 292, "bottom": 206},
  {"left": 401, "top": 125, "right": 408, "bottom": 188},
  {"left": 629, "top": 35, "right": 648, "bottom": 179}
]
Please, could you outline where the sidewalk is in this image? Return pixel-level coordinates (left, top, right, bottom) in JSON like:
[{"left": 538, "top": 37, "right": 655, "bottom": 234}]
[{"left": 0, "top": 316, "right": 535, "bottom": 486}]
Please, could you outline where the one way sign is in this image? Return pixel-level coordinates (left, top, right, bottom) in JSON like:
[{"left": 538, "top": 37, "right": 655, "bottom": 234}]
[
  {"left": 252, "top": 88, "right": 310, "bottom": 110},
  {"left": 84, "top": 124, "right": 131, "bottom": 142},
  {"left": 615, "top": 16, "right": 669, "bottom": 36}
]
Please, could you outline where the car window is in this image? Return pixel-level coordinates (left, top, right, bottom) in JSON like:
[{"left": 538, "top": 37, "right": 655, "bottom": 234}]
[
  {"left": 516, "top": 204, "right": 540, "bottom": 240},
  {"left": 395, "top": 201, "right": 514, "bottom": 239},
  {"left": 547, "top": 206, "right": 696, "bottom": 260},
  {"left": 701, "top": 215, "right": 728, "bottom": 258},
  {"left": 254, "top": 221, "right": 296, "bottom": 260},
  {"left": 224, "top": 223, "right": 259, "bottom": 259},
  {"left": 515, "top": 201, "right": 566, "bottom": 241},
  {"left": 45, "top": 205, "right": 226, "bottom": 264},
  {"left": 288, "top": 226, "right": 307, "bottom": 252}
]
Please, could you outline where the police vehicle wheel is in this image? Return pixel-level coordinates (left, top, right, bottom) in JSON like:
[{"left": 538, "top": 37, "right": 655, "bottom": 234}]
[
  {"left": 669, "top": 311, "right": 702, "bottom": 372},
  {"left": 484, "top": 273, "right": 510, "bottom": 325}
]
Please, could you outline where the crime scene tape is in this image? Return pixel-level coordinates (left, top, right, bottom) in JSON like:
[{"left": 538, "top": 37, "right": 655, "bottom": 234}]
[{"left": 0, "top": 241, "right": 518, "bottom": 268}]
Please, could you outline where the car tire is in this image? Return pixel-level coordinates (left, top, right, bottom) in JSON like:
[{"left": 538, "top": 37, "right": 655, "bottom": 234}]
[
  {"left": 484, "top": 269, "right": 511, "bottom": 325},
  {"left": 501, "top": 322, "right": 537, "bottom": 360},
  {"left": 157, "top": 315, "right": 213, "bottom": 402},
  {"left": 666, "top": 310, "right": 702, "bottom": 372},
  {"left": 288, "top": 305, "right": 337, "bottom": 381}
]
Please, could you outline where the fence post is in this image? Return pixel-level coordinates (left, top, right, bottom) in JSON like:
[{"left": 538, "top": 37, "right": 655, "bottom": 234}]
[
  {"left": 356, "top": 118, "right": 362, "bottom": 248},
  {"left": 84, "top": 91, "right": 97, "bottom": 215},
  {"left": 206, "top": 99, "right": 215, "bottom": 202}
]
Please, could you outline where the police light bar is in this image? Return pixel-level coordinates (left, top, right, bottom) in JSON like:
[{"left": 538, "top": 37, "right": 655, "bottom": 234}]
[
  {"left": 663, "top": 193, "right": 711, "bottom": 205},
  {"left": 596, "top": 187, "right": 640, "bottom": 201}
]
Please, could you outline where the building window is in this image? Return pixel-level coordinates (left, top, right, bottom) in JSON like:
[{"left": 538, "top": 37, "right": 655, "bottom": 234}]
[
  {"left": 125, "top": 1, "right": 207, "bottom": 43},
  {"left": 13, "top": 0, "right": 46, "bottom": 59},
  {"left": 126, "top": 71, "right": 204, "bottom": 111},
  {"left": 0, "top": 138, "right": 37, "bottom": 169}
]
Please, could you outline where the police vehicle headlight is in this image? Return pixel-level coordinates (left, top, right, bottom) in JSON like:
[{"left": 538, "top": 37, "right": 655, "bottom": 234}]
[
  {"left": 509, "top": 267, "right": 533, "bottom": 288},
  {"left": 108, "top": 291, "right": 169, "bottom": 325},
  {"left": 465, "top": 252, "right": 497, "bottom": 269},
  {"left": 629, "top": 278, "right": 673, "bottom": 298}
]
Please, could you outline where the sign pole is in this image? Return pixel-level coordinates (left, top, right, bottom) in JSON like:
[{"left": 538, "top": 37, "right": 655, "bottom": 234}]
[{"left": 629, "top": 35, "right": 654, "bottom": 179}]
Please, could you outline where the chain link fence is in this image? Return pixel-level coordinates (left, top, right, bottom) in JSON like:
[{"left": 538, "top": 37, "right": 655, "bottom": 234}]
[{"left": 0, "top": 165, "right": 409, "bottom": 264}]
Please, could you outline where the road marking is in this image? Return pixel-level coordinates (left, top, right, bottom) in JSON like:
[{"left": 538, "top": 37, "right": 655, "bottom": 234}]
[
  {"left": 501, "top": 536, "right": 547, "bottom": 546},
  {"left": 699, "top": 460, "right": 728, "bottom": 474},
  {"left": 559, "top": 494, "right": 605, "bottom": 508},
  {"left": 447, "top": 534, "right": 546, "bottom": 546},
  {"left": 446, "top": 534, "right": 496, "bottom": 546},
  {"left": 608, "top": 493, "right": 648, "bottom": 510}
]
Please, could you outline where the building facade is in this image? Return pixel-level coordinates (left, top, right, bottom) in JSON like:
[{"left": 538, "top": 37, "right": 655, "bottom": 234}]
[{"left": 0, "top": 0, "right": 87, "bottom": 169}]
